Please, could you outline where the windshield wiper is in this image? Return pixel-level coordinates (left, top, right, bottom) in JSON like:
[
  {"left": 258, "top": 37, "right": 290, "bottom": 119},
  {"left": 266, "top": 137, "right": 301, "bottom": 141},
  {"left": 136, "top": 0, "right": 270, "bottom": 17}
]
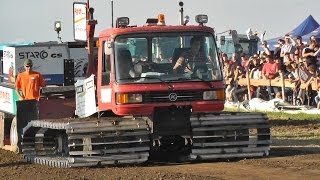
[{"left": 119, "top": 76, "right": 174, "bottom": 90}]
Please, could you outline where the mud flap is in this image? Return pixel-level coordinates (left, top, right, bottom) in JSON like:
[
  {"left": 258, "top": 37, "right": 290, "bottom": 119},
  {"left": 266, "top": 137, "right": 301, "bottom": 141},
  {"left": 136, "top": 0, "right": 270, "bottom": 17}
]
[
  {"left": 14, "top": 100, "right": 39, "bottom": 153},
  {"left": 152, "top": 106, "right": 191, "bottom": 137}
]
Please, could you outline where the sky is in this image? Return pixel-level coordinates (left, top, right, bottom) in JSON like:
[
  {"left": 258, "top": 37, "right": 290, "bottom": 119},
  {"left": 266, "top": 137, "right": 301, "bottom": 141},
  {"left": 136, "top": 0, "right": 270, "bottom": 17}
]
[{"left": 1, "top": 0, "right": 320, "bottom": 43}]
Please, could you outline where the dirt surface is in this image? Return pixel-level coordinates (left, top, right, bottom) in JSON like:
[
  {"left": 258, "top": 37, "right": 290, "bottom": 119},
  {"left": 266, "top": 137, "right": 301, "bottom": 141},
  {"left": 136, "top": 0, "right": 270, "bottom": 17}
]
[{"left": 1, "top": 120, "right": 320, "bottom": 180}]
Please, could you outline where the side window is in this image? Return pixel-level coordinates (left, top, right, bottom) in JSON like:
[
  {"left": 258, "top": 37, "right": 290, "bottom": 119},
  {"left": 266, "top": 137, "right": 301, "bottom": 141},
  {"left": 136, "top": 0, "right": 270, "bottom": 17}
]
[
  {"left": 103, "top": 55, "right": 111, "bottom": 72},
  {"left": 102, "top": 41, "right": 112, "bottom": 85}
]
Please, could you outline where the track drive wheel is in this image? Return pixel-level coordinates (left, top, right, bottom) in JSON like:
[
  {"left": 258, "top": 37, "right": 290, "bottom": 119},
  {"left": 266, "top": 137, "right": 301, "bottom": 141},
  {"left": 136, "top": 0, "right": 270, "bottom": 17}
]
[{"left": 10, "top": 117, "right": 20, "bottom": 153}]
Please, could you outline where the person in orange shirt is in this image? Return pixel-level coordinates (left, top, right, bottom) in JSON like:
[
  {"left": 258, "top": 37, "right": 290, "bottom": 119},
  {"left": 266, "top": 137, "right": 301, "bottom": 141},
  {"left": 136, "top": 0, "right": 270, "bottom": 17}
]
[{"left": 15, "top": 59, "right": 46, "bottom": 101}]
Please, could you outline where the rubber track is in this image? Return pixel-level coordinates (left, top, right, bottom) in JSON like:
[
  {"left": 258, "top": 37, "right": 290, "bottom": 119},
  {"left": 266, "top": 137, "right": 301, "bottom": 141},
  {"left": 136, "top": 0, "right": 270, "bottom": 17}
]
[
  {"left": 21, "top": 112, "right": 271, "bottom": 167},
  {"left": 190, "top": 112, "right": 271, "bottom": 160},
  {"left": 22, "top": 118, "right": 151, "bottom": 168}
]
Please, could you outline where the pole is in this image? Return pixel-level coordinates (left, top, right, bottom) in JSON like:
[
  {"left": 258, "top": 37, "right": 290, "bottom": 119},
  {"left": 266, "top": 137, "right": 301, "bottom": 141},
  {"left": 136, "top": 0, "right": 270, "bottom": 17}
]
[
  {"left": 179, "top": 2, "right": 184, "bottom": 47},
  {"left": 179, "top": 1, "right": 184, "bottom": 25},
  {"left": 111, "top": 0, "right": 114, "bottom": 28},
  {"left": 280, "top": 72, "right": 285, "bottom": 101}
]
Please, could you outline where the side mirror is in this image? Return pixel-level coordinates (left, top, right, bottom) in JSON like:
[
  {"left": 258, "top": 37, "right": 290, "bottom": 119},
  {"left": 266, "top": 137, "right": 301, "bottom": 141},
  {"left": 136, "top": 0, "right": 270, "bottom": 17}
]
[{"left": 220, "top": 36, "right": 225, "bottom": 45}]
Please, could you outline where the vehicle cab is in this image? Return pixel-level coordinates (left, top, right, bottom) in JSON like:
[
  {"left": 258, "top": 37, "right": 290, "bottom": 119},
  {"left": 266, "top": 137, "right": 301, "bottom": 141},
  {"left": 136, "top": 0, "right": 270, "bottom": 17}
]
[{"left": 96, "top": 15, "right": 225, "bottom": 116}]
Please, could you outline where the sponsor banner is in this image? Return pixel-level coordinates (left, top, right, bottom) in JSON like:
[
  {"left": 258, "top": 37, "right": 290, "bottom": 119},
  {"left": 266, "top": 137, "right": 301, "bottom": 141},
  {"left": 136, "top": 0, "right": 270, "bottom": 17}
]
[
  {"left": 73, "top": 2, "right": 87, "bottom": 41},
  {"left": 2, "top": 45, "right": 68, "bottom": 85},
  {"left": 0, "top": 86, "right": 18, "bottom": 114},
  {"left": 3, "top": 47, "right": 16, "bottom": 83},
  {"left": 75, "top": 75, "right": 97, "bottom": 118}
]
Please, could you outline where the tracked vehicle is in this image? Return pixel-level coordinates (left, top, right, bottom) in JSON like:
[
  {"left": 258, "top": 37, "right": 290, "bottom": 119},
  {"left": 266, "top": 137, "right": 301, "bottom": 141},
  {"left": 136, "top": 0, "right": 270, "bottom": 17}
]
[{"left": 0, "top": 1, "right": 270, "bottom": 167}]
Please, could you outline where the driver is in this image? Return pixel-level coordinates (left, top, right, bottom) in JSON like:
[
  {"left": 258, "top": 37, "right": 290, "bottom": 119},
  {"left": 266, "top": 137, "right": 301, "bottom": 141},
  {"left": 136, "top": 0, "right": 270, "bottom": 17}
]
[{"left": 173, "top": 37, "right": 205, "bottom": 74}]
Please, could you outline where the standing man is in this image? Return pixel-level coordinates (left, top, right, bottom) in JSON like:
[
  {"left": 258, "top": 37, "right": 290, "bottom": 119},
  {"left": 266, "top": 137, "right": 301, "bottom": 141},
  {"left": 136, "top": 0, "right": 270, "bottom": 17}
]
[{"left": 15, "top": 59, "right": 46, "bottom": 101}]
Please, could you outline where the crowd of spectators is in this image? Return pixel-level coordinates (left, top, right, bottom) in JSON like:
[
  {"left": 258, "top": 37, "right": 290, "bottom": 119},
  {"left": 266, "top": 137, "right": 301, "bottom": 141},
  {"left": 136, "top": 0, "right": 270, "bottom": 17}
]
[{"left": 222, "top": 34, "right": 320, "bottom": 109}]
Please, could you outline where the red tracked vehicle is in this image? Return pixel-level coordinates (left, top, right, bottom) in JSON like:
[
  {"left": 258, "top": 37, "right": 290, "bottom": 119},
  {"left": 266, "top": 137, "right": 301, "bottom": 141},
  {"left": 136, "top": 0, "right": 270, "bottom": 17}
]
[{"left": 19, "top": 1, "right": 270, "bottom": 167}]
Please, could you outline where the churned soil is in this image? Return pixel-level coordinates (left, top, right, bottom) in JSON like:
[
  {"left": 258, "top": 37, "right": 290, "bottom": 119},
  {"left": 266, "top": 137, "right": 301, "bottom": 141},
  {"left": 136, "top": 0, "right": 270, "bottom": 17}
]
[{"left": 1, "top": 121, "right": 320, "bottom": 180}]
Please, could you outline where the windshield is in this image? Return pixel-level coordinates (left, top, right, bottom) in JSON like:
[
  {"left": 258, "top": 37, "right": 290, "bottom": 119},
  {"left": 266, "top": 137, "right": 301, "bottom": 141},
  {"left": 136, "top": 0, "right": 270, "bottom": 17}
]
[
  {"left": 220, "top": 38, "right": 258, "bottom": 58},
  {"left": 114, "top": 33, "right": 222, "bottom": 84}
]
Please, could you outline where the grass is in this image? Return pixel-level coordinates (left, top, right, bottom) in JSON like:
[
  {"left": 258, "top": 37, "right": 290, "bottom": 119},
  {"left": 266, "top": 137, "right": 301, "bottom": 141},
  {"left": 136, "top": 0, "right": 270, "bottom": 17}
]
[
  {"left": 224, "top": 107, "right": 320, "bottom": 121},
  {"left": 223, "top": 107, "right": 320, "bottom": 139},
  {"left": 266, "top": 112, "right": 320, "bottom": 121},
  {"left": 272, "top": 125, "right": 320, "bottom": 140}
]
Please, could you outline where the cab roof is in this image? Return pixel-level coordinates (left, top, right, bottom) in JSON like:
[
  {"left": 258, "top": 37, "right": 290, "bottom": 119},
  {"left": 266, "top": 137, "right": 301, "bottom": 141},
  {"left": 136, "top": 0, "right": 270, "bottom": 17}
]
[{"left": 99, "top": 25, "right": 215, "bottom": 39}]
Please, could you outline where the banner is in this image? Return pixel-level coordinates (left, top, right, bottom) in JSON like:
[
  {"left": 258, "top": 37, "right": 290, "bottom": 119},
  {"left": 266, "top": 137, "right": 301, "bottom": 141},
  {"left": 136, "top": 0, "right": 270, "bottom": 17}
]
[
  {"left": 0, "top": 86, "right": 18, "bottom": 114},
  {"left": 75, "top": 75, "right": 97, "bottom": 118},
  {"left": 73, "top": 2, "right": 87, "bottom": 41}
]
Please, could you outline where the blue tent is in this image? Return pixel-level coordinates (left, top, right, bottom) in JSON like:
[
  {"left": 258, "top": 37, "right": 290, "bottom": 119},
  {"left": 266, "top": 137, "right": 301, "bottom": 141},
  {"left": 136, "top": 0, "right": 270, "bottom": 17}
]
[
  {"left": 288, "top": 15, "right": 319, "bottom": 37},
  {"left": 302, "top": 26, "right": 320, "bottom": 42},
  {"left": 266, "top": 15, "right": 320, "bottom": 50}
]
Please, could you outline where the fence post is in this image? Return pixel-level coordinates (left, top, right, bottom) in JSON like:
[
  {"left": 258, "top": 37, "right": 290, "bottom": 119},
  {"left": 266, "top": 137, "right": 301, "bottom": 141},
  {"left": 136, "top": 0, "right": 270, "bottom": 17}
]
[
  {"left": 246, "top": 71, "right": 251, "bottom": 100},
  {"left": 280, "top": 72, "right": 285, "bottom": 101}
]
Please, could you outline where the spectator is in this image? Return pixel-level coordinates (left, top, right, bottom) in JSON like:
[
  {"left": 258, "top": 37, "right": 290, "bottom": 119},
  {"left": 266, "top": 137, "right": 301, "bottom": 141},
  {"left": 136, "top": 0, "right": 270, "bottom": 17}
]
[
  {"left": 293, "top": 53, "right": 300, "bottom": 64},
  {"left": 221, "top": 53, "right": 230, "bottom": 65},
  {"left": 286, "top": 64, "right": 300, "bottom": 104},
  {"left": 248, "top": 56, "right": 262, "bottom": 71},
  {"left": 305, "top": 64, "right": 318, "bottom": 105},
  {"left": 315, "top": 87, "right": 320, "bottom": 109},
  {"left": 274, "top": 39, "right": 285, "bottom": 66},
  {"left": 302, "top": 40, "right": 320, "bottom": 66},
  {"left": 296, "top": 57, "right": 312, "bottom": 105},
  {"left": 261, "top": 40, "right": 272, "bottom": 56},
  {"left": 280, "top": 34, "right": 295, "bottom": 58},
  {"left": 231, "top": 52, "right": 240, "bottom": 66},
  {"left": 225, "top": 65, "right": 244, "bottom": 102},
  {"left": 231, "top": 66, "right": 247, "bottom": 102},
  {"left": 309, "top": 35, "right": 318, "bottom": 44},
  {"left": 274, "top": 56, "right": 284, "bottom": 72},
  {"left": 314, "top": 77, "right": 320, "bottom": 109},
  {"left": 240, "top": 53, "right": 250, "bottom": 72},
  {"left": 262, "top": 55, "right": 279, "bottom": 99},
  {"left": 223, "top": 54, "right": 236, "bottom": 81},
  {"left": 248, "top": 57, "right": 263, "bottom": 98},
  {"left": 293, "top": 36, "right": 305, "bottom": 57},
  {"left": 283, "top": 52, "right": 293, "bottom": 66}
]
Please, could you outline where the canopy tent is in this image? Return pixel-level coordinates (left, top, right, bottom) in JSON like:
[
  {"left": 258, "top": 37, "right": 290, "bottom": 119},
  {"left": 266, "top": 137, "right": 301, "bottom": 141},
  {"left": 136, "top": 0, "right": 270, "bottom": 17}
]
[
  {"left": 266, "top": 15, "right": 320, "bottom": 50},
  {"left": 288, "top": 15, "right": 319, "bottom": 37},
  {"left": 302, "top": 26, "right": 320, "bottom": 42}
]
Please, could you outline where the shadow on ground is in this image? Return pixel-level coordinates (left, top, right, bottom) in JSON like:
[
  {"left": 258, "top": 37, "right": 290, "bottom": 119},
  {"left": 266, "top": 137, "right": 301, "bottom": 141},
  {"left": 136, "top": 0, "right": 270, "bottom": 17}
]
[{"left": 0, "top": 161, "right": 29, "bottom": 168}]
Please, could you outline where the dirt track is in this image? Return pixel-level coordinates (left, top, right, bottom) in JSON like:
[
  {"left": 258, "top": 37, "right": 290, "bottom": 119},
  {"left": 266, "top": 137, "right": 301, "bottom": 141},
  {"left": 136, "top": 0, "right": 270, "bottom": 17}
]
[{"left": 1, "top": 120, "right": 320, "bottom": 180}]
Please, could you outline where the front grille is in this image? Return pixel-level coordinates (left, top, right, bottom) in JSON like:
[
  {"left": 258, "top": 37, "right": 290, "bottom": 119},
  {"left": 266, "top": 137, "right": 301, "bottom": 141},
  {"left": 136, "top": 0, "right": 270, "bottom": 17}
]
[{"left": 143, "top": 91, "right": 203, "bottom": 103}]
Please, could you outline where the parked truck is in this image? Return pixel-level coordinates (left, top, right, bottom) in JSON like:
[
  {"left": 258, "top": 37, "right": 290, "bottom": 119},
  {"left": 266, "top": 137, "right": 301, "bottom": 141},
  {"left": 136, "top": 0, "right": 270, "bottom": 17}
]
[
  {"left": 1, "top": 1, "right": 270, "bottom": 167},
  {"left": 218, "top": 30, "right": 259, "bottom": 58},
  {"left": 0, "top": 42, "right": 88, "bottom": 151},
  {"left": 0, "top": 43, "right": 76, "bottom": 152}
]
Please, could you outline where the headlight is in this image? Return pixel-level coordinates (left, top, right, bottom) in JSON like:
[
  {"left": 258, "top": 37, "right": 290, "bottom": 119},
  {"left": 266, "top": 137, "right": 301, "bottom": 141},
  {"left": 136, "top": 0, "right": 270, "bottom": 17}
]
[
  {"left": 203, "top": 90, "right": 225, "bottom": 101},
  {"left": 203, "top": 91, "right": 215, "bottom": 100},
  {"left": 195, "top": 14, "right": 208, "bottom": 24},
  {"left": 116, "top": 93, "right": 143, "bottom": 104}
]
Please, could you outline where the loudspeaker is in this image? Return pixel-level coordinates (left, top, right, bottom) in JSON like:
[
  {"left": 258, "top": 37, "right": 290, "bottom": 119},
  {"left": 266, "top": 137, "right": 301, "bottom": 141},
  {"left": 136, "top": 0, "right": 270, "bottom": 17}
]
[{"left": 64, "top": 59, "right": 74, "bottom": 86}]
